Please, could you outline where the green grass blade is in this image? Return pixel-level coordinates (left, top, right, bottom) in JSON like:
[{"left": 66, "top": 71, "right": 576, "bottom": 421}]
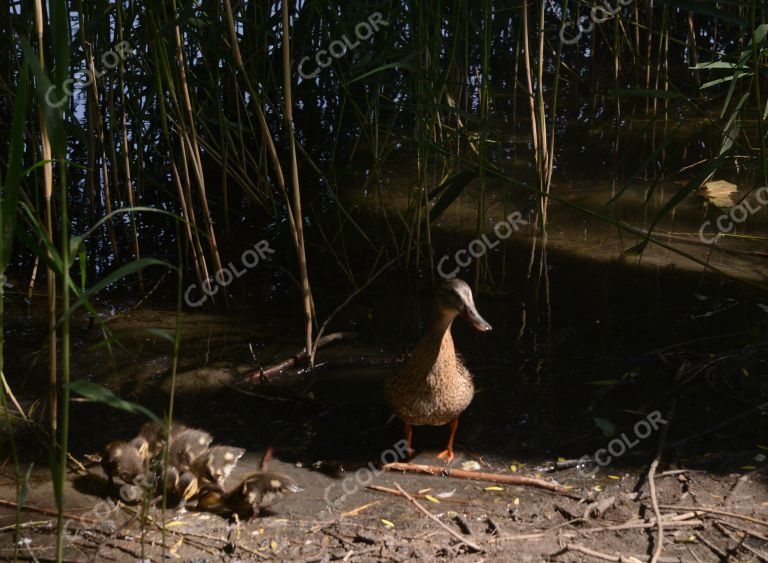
[
  {"left": 67, "top": 381, "right": 158, "bottom": 421},
  {"left": 68, "top": 258, "right": 170, "bottom": 317}
]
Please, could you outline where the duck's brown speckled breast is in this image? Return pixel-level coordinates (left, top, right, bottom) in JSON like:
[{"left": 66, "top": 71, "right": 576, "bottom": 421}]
[{"left": 384, "top": 333, "right": 475, "bottom": 426}]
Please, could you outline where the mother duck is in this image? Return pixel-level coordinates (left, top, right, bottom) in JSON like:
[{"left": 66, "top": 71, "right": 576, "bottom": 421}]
[{"left": 384, "top": 278, "right": 491, "bottom": 460}]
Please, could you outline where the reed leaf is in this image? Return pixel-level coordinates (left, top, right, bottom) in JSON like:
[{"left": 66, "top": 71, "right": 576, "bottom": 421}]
[{"left": 67, "top": 380, "right": 158, "bottom": 421}]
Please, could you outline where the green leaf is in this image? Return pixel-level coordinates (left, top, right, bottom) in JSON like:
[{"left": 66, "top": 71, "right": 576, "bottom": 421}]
[
  {"left": 692, "top": 62, "right": 748, "bottom": 70},
  {"left": 594, "top": 417, "right": 617, "bottom": 437},
  {"left": 720, "top": 93, "right": 749, "bottom": 155},
  {"left": 18, "top": 464, "right": 34, "bottom": 508},
  {"left": 701, "top": 72, "right": 751, "bottom": 89},
  {"left": 343, "top": 58, "right": 414, "bottom": 86},
  {"left": 67, "top": 380, "right": 158, "bottom": 421},
  {"left": 625, "top": 157, "right": 725, "bottom": 256},
  {"left": 68, "top": 258, "right": 169, "bottom": 317},
  {"left": 20, "top": 39, "right": 66, "bottom": 159},
  {"left": 610, "top": 120, "right": 686, "bottom": 204},
  {"left": 428, "top": 170, "right": 478, "bottom": 223}
]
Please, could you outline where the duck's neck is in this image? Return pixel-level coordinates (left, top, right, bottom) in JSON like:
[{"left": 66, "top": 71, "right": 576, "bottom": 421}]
[{"left": 410, "top": 309, "right": 458, "bottom": 373}]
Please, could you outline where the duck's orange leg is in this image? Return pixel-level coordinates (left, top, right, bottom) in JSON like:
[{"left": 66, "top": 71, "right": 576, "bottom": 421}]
[
  {"left": 436, "top": 419, "right": 459, "bottom": 461},
  {"left": 404, "top": 422, "right": 415, "bottom": 456}
]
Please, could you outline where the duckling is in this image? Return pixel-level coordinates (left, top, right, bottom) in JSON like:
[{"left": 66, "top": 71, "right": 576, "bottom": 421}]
[
  {"left": 168, "top": 428, "right": 214, "bottom": 471},
  {"left": 384, "top": 278, "right": 492, "bottom": 461},
  {"left": 190, "top": 445, "right": 246, "bottom": 486},
  {"left": 101, "top": 437, "right": 150, "bottom": 489},
  {"left": 162, "top": 466, "right": 200, "bottom": 512},
  {"left": 197, "top": 472, "right": 300, "bottom": 519},
  {"left": 138, "top": 420, "right": 188, "bottom": 457}
]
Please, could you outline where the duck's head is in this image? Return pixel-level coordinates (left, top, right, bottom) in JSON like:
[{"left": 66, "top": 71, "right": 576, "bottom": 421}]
[
  {"left": 129, "top": 437, "right": 150, "bottom": 460},
  {"left": 435, "top": 278, "right": 492, "bottom": 332}
]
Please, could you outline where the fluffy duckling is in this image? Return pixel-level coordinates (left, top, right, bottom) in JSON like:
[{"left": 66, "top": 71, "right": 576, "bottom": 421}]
[
  {"left": 101, "top": 437, "right": 150, "bottom": 489},
  {"left": 162, "top": 466, "right": 200, "bottom": 512},
  {"left": 384, "top": 278, "right": 492, "bottom": 461},
  {"left": 168, "top": 428, "right": 213, "bottom": 471},
  {"left": 138, "top": 420, "right": 188, "bottom": 457},
  {"left": 197, "top": 472, "right": 300, "bottom": 519},
  {"left": 190, "top": 445, "right": 246, "bottom": 486}
]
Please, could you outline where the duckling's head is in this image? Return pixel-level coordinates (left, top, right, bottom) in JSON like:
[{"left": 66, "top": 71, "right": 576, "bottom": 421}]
[
  {"left": 129, "top": 437, "right": 150, "bottom": 460},
  {"left": 435, "top": 278, "right": 492, "bottom": 332}
]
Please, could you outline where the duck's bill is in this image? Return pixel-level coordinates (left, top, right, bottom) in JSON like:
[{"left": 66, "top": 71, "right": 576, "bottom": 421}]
[{"left": 463, "top": 303, "right": 492, "bottom": 331}]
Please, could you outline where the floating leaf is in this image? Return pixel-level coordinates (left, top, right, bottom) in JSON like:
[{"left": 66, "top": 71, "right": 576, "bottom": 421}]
[
  {"left": 461, "top": 460, "right": 482, "bottom": 471},
  {"left": 424, "top": 495, "right": 440, "bottom": 504},
  {"left": 381, "top": 519, "right": 395, "bottom": 528},
  {"left": 436, "top": 489, "right": 456, "bottom": 499},
  {"left": 608, "top": 475, "right": 621, "bottom": 480},
  {"left": 513, "top": 497, "right": 520, "bottom": 505},
  {"left": 699, "top": 180, "right": 738, "bottom": 208},
  {"left": 741, "top": 466, "right": 756, "bottom": 470},
  {"left": 510, "top": 465, "right": 518, "bottom": 473},
  {"left": 484, "top": 486, "right": 504, "bottom": 492},
  {"left": 593, "top": 485, "right": 603, "bottom": 492}
]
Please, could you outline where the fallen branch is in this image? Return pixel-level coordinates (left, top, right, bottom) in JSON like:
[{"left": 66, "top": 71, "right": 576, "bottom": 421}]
[
  {"left": 693, "top": 532, "right": 727, "bottom": 560},
  {"left": 366, "top": 484, "right": 472, "bottom": 505},
  {"left": 659, "top": 505, "right": 768, "bottom": 528},
  {"left": 579, "top": 519, "right": 703, "bottom": 534},
  {"left": 241, "top": 331, "right": 357, "bottom": 381},
  {"left": 393, "top": 483, "right": 483, "bottom": 552},
  {"left": 0, "top": 498, "right": 100, "bottom": 524},
  {"left": 649, "top": 400, "right": 674, "bottom": 563},
  {"left": 713, "top": 521, "right": 768, "bottom": 563},
  {"left": 340, "top": 500, "right": 381, "bottom": 518},
  {"left": 491, "top": 519, "right": 586, "bottom": 542},
  {"left": 717, "top": 518, "right": 768, "bottom": 541},
  {"left": 382, "top": 462, "right": 583, "bottom": 500},
  {"left": 559, "top": 543, "right": 680, "bottom": 563},
  {"left": 309, "top": 254, "right": 402, "bottom": 366}
]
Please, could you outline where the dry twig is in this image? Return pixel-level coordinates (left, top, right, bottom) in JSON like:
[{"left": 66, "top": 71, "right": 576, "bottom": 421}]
[
  {"left": 659, "top": 505, "right": 768, "bottom": 528},
  {"left": 240, "top": 331, "right": 356, "bottom": 382},
  {"left": 382, "top": 462, "right": 582, "bottom": 500},
  {"left": 560, "top": 543, "right": 680, "bottom": 563},
  {"left": 393, "top": 483, "right": 483, "bottom": 552},
  {"left": 649, "top": 401, "right": 674, "bottom": 563}
]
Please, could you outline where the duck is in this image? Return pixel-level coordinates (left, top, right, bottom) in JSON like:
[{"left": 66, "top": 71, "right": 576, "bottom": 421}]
[
  {"left": 168, "top": 428, "right": 214, "bottom": 471},
  {"left": 101, "top": 437, "right": 150, "bottom": 489},
  {"left": 190, "top": 445, "right": 246, "bottom": 486},
  {"left": 162, "top": 466, "right": 200, "bottom": 511},
  {"left": 197, "top": 471, "right": 301, "bottom": 519},
  {"left": 383, "top": 278, "right": 491, "bottom": 461},
  {"left": 138, "top": 420, "right": 188, "bottom": 458}
]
